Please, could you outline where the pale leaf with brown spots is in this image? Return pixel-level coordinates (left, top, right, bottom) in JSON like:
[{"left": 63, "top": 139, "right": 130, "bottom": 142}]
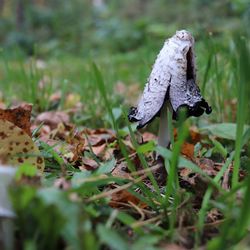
[{"left": 0, "top": 119, "right": 44, "bottom": 172}]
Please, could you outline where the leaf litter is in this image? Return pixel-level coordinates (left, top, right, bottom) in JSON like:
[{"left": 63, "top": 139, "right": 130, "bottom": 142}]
[{"left": 2, "top": 101, "right": 248, "bottom": 249}]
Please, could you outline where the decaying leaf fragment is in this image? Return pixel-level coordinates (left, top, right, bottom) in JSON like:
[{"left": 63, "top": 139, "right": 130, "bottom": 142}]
[
  {"left": 0, "top": 103, "right": 32, "bottom": 136},
  {"left": 0, "top": 119, "right": 44, "bottom": 172},
  {"left": 128, "top": 30, "right": 211, "bottom": 128}
]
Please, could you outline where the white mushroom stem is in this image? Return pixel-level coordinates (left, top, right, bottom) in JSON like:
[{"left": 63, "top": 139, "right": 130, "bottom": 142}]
[
  {"left": 158, "top": 101, "right": 170, "bottom": 148},
  {"left": 0, "top": 166, "right": 16, "bottom": 250}
]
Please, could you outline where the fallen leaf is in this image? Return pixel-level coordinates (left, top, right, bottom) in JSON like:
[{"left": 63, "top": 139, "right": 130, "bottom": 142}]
[
  {"left": 35, "top": 111, "right": 70, "bottom": 129},
  {"left": 80, "top": 158, "right": 99, "bottom": 171},
  {"left": 0, "top": 103, "right": 32, "bottom": 136},
  {"left": 195, "top": 158, "right": 217, "bottom": 176},
  {"left": 109, "top": 189, "right": 147, "bottom": 209},
  {"left": 103, "top": 147, "right": 116, "bottom": 161},
  {"left": 0, "top": 119, "right": 44, "bottom": 172},
  {"left": 189, "top": 126, "right": 201, "bottom": 143},
  {"left": 111, "top": 162, "right": 132, "bottom": 179},
  {"left": 92, "top": 143, "right": 107, "bottom": 157},
  {"left": 181, "top": 142, "right": 194, "bottom": 159},
  {"left": 85, "top": 134, "right": 105, "bottom": 147},
  {"left": 142, "top": 132, "right": 157, "bottom": 142}
]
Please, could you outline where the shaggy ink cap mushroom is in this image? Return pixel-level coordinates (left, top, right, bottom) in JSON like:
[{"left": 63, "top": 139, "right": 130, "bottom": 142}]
[{"left": 128, "top": 30, "right": 212, "bottom": 129}]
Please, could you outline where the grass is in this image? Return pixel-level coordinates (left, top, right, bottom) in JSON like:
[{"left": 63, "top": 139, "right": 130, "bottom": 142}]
[{"left": 0, "top": 32, "right": 250, "bottom": 249}]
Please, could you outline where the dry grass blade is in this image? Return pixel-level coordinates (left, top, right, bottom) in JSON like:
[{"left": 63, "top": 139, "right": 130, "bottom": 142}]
[
  {"left": 86, "top": 175, "right": 145, "bottom": 202},
  {"left": 130, "top": 214, "right": 164, "bottom": 228}
]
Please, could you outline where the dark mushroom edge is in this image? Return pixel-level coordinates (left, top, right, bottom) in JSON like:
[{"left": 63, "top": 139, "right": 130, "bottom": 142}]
[
  {"left": 172, "top": 98, "right": 212, "bottom": 120},
  {"left": 128, "top": 98, "right": 212, "bottom": 129}
]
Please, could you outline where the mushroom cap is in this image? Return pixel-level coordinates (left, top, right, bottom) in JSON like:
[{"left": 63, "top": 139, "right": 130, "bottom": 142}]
[{"left": 128, "top": 30, "right": 211, "bottom": 128}]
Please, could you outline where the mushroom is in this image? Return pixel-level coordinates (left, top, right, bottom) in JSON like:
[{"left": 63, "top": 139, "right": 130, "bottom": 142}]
[{"left": 128, "top": 30, "right": 212, "bottom": 148}]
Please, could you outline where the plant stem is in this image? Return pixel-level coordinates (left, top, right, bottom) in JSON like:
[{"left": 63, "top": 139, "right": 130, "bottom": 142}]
[{"left": 158, "top": 101, "right": 170, "bottom": 148}]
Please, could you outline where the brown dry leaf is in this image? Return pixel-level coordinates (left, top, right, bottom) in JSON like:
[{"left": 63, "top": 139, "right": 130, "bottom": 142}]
[
  {"left": 142, "top": 132, "right": 157, "bottom": 142},
  {"left": 174, "top": 126, "right": 202, "bottom": 145},
  {"left": 85, "top": 129, "right": 115, "bottom": 145},
  {"left": 109, "top": 189, "right": 147, "bottom": 209},
  {"left": 0, "top": 119, "right": 44, "bottom": 172},
  {"left": 35, "top": 111, "right": 69, "bottom": 129},
  {"left": 80, "top": 158, "right": 99, "bottom": 171},
  {"left": 180, "top": 168, "right": 197, "bottom": 186},
  {"left": 85, "top": 134, "right": 105, "bottom": 147},
  {"left": 88, "top": 128, "right": 115, "bottom": 137},
  {"left": 180, "top": 158, "right": 219, "bottom": 198},
  {"left": 38, "top": 138, "right": 72, "bottom": 154},
  {"left": 92, "top": 143, "right": 106, "bottom": 157},
  {"left": 195, "top": 158, "right": 217, "bottom": 177},
  {"left": 0, "top": 103, "right": 32, "bottom": 136},
  {"left": 189, "top": 126, "right": 201, "bottom": 143},
  {"left": 111, "top": 162, "right": 132, "bottom": 179},
  {"left": 103, "top": 147, "right": 116, "bottom": 161},
  {"left": 181, "top": 142, "right": 194, "bottom": 159}
]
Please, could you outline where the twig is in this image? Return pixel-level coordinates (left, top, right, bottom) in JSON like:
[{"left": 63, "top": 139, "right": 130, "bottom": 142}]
[
  {"left": 222, "top": 164, "right": 231, "bottom": 190},
  {"left": 183, "top": 219, "right": 226, "bottom": 230},
  {"left": 131, "top": 214, "right": 164, "bottom": 228},
  {"left": 86, "top": 174, "right": 147, "bottom": 202},
  {"left": 117, "top": 152, "right": 137, "bottom": 164},
  {"left": 128, "top": 201, "right": 145, "bottom": 221}
]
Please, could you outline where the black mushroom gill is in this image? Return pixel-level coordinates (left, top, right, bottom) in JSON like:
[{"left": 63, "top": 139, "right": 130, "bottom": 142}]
[{"left": 171, "top": 47, "right": 212, "bottom": 119}]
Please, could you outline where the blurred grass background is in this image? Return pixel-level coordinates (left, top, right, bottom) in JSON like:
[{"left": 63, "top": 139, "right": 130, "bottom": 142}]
[
  {"left": 0, "top": 0, "right": 249, "bottom": 57},
  {"left": 0, "top": 0, "right": 249, "bottom": 128}
]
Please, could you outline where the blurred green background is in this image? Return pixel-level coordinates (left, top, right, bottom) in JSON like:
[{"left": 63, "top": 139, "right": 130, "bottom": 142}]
[
  {"left": 0, "top": 0, "right": 249, "bottom": 57},
  {"left": 0, "top": 0, "right": 249, "bottom": 128}
]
